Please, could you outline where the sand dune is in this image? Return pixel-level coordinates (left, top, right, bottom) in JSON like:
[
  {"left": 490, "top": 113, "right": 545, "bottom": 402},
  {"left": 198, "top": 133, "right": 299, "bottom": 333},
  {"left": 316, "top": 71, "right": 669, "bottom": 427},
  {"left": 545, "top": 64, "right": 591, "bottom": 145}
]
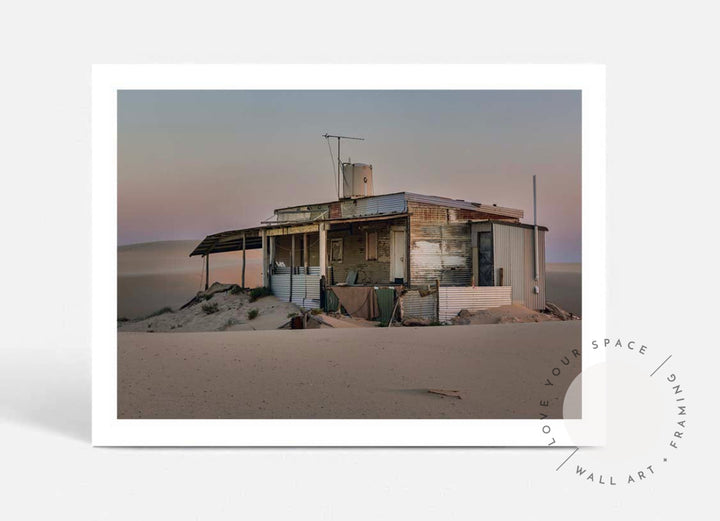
[{"left": 118, "top": 240, "right": 262, "bottom": 319}]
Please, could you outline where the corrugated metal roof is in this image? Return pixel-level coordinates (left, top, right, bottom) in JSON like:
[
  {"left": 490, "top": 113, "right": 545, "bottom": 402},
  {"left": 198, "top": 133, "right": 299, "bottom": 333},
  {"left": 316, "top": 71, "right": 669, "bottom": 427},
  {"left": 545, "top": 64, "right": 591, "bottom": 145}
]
[
  {"left": 276, "top": 192, "right": 523, "bottom": 219},
  {"left": 471, "top": 219, "right": 549, "bottom": 232},
  {"left": 189, "top": 231, "right": 264, "bottom": 257},
  {"left": 192, "top": 192, "right": 525, "bottom": 257},
  {"left": 405, "top": 193, "right": 524, "bottom": 219}
]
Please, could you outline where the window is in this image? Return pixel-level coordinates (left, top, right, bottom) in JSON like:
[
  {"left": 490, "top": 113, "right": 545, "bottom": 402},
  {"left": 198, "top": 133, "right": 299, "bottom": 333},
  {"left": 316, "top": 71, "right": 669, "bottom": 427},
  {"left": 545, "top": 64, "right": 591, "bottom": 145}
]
[
  {"left": 365, "top": 231, "right": 378, "bottom": 261},
  {"left": 330, "top": 238, "right": 343, "bottom": 262}
]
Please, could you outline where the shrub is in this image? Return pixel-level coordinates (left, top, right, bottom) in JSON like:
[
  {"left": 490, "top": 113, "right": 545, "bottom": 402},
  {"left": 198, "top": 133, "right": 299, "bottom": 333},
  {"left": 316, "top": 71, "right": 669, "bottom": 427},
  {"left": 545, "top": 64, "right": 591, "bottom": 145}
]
[
  {"left": 247, "top": 308, "right": 259, "bottom": 320},
  {"left": 249, "top": 286, "right": 272, "bottom": 302},
  {"left": 222, "top": 318, "right": 239, "bottom": 330},
  {"left": 202, "top": 302, "right": 219, "bottom": 314},
  {"left": 287, "top": 312, "right": 299, "bottom": 318},
  {"left": 310, "top": 308, "right": 323, "bottom": 315}
]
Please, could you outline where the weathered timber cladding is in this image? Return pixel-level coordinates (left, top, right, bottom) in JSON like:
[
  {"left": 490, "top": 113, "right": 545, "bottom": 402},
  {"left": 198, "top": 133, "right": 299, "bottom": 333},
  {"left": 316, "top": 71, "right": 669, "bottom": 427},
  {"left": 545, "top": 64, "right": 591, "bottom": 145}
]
[
  {"left": 326, "top": 220, "right": 399, "bottom": 284},
  {"left": 408, "top": 202, "right": 521, "bottom": 287},
  {"left": 408, "top": 202, "right": 472, "bottom": 286}
]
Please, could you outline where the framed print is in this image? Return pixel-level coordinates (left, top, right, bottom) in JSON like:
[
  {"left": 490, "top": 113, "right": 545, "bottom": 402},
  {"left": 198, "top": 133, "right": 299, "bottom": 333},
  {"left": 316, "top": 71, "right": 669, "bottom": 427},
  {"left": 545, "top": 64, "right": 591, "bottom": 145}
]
[{"left": 92, "top": 64, "right": 605, "bottom": 446}]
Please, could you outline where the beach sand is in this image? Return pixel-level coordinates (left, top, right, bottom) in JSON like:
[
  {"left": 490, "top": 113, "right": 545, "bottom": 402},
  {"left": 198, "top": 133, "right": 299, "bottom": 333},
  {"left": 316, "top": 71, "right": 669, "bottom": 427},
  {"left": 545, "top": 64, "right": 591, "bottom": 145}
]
[{"left": 118, "top": 321, "right": 581, "bottom": 419}]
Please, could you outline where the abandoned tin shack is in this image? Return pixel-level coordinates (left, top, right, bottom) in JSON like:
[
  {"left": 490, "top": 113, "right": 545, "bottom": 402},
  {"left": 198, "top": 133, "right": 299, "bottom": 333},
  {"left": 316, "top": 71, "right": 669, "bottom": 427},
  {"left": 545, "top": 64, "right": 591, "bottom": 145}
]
[{"left": 190, "top": 162, "right": 548, "bottom": 323}]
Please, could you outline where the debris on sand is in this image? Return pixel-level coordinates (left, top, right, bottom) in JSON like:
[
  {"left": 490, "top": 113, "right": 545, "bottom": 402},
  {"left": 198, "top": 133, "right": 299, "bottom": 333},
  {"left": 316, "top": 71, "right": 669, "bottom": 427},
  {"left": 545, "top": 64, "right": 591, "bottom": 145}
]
[
  {"left": 449, "top": 303, "right": 581, "bottom": 325},
  {"left": 402, "top": 317, "right": 432, "bottom": 327},
  {"left": 428, "top": 389, "right": 462, "bottom": 399},
  {"left": 544, "top": 302, "right": 581, "bottom": 321}
]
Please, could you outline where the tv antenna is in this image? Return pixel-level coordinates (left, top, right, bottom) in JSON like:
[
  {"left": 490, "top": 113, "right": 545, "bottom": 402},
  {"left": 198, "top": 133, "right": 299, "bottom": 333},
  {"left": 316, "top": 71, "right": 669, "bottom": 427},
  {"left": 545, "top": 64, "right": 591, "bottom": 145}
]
[{"left": 323, "top": 133, "right": 365, "bottom": 199}]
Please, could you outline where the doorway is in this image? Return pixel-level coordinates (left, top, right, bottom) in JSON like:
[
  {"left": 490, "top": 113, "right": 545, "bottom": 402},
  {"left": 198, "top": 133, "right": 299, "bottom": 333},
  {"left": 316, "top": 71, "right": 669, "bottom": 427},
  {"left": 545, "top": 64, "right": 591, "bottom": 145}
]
[
  {"left": 390, "top": 227, "right": 406, "bottom": 283},
  {"left": 478, "top": 231, "right": 494, "bottom": 286}
]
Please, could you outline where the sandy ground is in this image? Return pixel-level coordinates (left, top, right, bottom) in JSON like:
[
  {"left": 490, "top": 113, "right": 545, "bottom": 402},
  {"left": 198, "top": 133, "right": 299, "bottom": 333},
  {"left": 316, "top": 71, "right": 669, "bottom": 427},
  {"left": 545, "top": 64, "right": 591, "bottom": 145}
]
[
  {"left": 118, "top": 321, "right": 581, "bottom": 419},
  {"left": 546, "top": 263, "right": 581, "bottom": 316}
]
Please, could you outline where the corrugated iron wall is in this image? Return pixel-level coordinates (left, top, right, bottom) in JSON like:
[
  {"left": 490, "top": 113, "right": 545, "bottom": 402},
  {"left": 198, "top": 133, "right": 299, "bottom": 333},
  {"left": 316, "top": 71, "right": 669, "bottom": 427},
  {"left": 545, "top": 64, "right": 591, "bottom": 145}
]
[
  {"left": 271, "top": 272, "right": 321, "bottom": 309},
  {"left": 522, "top": 227, "right": 546, "bottom": 310},
  {"left": 270, "top": 273, "right": 290, "bottom": 301},
  {"left": 492, "top": 223, "right": 546, "bottom": 310},
  {"left": 492, "top": 224, "right": 525, "bottom": 305},
  {"left": 408, "top": 202, "right": 472, "bottom": 286},
  {"left": 401, "top": 290, "right": 437, "bottom": 321},
  {"left": 438, "top": 286, "right": 512, "bottom": 322}
]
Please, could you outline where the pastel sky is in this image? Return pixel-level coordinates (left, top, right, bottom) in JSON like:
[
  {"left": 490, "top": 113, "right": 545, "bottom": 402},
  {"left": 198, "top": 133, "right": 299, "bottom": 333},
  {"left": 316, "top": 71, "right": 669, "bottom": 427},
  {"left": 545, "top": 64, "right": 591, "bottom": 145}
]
[{"left": 118, "top": 90, "right": 581, "bottom": 262}]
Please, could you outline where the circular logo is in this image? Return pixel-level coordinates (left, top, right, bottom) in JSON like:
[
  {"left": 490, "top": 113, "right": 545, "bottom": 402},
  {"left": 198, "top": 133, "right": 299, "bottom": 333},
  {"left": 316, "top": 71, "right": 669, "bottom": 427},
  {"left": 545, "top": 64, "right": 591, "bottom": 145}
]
[{"left": 540, "top": 339, "right": 688, "bottom": 486}]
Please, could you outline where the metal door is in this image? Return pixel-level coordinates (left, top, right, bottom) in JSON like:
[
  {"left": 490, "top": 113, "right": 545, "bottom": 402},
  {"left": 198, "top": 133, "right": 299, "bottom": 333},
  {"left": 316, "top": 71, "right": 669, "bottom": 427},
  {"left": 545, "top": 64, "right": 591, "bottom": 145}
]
[{"left": 478, "top": 231, "right": 494, "bottom": 286}]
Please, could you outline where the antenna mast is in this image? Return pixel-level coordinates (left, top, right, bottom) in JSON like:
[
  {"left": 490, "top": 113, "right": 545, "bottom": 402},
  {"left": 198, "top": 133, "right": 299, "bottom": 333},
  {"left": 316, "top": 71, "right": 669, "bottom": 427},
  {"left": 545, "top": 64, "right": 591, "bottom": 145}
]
[{"left": 322, "top": 133, "right": 365, "bottom": 199}]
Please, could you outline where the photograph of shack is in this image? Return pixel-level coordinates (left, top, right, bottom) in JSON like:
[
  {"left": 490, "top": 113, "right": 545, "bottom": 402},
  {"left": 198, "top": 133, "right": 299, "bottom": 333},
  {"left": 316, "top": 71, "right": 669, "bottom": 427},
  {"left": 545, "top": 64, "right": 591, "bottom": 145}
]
[
  {"left": 190, "top": 164, "right": 548, "bottom": 325},
  {"left": 117, "top": 88, "right": 581, "bottom": 420}
]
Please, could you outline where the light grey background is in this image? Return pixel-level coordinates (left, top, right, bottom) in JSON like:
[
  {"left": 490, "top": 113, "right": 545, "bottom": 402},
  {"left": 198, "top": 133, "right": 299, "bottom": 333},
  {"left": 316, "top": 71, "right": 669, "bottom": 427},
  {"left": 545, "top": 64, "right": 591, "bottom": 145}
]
[{"left": 0, "top": 1, "right": 716, "bottom": 519}]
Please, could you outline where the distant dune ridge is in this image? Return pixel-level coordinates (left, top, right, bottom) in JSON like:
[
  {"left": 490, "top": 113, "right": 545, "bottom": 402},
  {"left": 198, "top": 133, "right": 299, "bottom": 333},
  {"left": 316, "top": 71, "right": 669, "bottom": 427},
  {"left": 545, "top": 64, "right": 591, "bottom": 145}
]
[
  {"left": 118, "top": 240, "right": 262, "bottom": 319},
  {"left": 546, "top": 263, "right": 581, "bottom": 316},
  {"left": 118, "top": 240, "right": 581, "bottom": 319}
]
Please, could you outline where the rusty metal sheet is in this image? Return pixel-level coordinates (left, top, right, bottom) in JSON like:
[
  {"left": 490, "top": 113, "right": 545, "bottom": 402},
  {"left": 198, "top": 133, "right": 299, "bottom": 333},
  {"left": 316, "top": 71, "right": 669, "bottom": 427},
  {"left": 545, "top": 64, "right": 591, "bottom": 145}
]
[{"left": 401, "top": 289, "right": 437, "bottom": 321}]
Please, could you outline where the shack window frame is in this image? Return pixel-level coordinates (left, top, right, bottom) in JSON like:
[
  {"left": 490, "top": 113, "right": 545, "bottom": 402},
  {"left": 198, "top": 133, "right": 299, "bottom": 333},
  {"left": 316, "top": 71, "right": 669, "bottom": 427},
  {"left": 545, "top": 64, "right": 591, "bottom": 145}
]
[
  {"left": 365, "top": 231, "right": 378, "bottom": 261},
  {"left": 330, "top": 237, "right": 343, "bottom": 263}
]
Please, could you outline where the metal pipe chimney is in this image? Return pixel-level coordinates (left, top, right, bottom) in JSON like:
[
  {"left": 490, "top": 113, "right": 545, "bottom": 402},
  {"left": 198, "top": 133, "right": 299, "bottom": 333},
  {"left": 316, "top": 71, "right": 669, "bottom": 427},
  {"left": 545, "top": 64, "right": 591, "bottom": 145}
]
[{"left": 533, "top": 175, "right": 539, "bottom": 282}]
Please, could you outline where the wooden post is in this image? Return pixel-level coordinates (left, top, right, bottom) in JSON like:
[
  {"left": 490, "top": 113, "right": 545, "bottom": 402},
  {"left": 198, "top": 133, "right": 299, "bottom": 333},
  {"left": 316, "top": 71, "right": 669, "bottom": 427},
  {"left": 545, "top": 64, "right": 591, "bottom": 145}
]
[
  {"left": 261, "top": 228, "right": 268, "bottom": 287},
  {"left": 303, "top": 233, "right": 309, "bottom": 271},
  {"left": 291, "top": 234, "right": 296, "bottom": 270},
  {"left": 499, "top": 267, "right": 504, "bottom": 286},
  {"left": 241, "top": 232, "right": 246, "bottom": 289},
  {"left": 290, "top": 234, "right": 295, "bottom": 302},
  {"left": 435, "top": 278, "right": 440, "bottom": 322},
  {"left": 205, "top": 255, "right": 209, "bottom": 290},
  {"left": 405, "top": 217, "right": 411, "bottom": 286},
  {"left": 269, "top": 236, "right": 276, "bottom": 274},
  {"left": 319, "top": 223, "right": 327, "bottom": 280}
]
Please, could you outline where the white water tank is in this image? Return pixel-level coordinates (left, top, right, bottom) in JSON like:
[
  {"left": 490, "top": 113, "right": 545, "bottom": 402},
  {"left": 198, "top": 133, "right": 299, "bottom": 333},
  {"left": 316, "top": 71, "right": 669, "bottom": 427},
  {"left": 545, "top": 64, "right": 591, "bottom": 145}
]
[{"left": 342, "top": 163, "right": 374, "bottom": 198}]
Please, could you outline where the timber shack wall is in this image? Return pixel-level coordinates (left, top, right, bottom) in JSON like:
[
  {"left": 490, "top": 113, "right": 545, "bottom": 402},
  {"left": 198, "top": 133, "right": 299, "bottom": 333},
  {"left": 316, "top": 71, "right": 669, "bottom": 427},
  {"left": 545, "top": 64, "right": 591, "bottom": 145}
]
[{"left": 408, "top": 201, "right": 517, "bottom": 287}]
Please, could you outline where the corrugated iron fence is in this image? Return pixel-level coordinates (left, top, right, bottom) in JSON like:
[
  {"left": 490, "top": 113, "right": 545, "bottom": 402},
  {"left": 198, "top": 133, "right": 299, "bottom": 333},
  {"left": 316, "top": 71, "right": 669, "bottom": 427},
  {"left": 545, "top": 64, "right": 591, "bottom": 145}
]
[
  {"left": 401, "top": 290, "right": 438, "bottom": 322},
  {"left": 438, "top": 286, "right": 512, "bottom": 322},
  {"left": 271, "top": 268, "right": 321, "bottom": 309}
]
